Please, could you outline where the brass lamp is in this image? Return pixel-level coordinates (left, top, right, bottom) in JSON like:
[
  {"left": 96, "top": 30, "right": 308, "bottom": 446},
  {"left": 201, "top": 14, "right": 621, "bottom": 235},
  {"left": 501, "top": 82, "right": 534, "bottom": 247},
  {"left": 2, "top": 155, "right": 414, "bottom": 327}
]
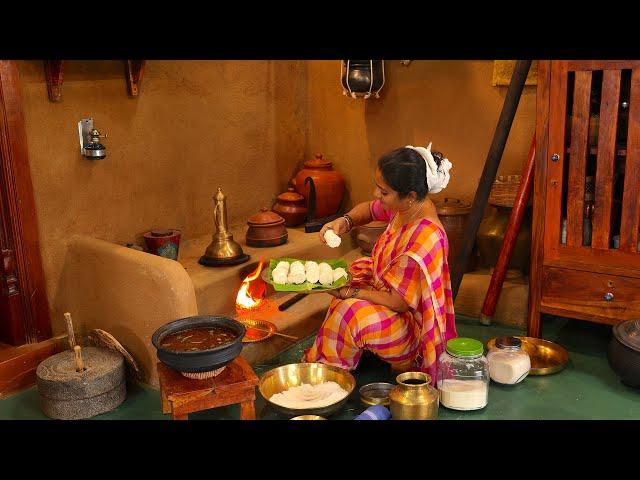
[{"left": 199, "top": 188, "right": 250, "bottom": 267}]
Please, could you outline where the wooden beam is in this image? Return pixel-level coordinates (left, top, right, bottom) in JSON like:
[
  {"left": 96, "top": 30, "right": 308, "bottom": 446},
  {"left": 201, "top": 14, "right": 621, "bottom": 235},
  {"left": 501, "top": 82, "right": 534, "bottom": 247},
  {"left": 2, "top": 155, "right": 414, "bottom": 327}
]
[
  {"left": 125, "top": 60, "right": 145, "bottom": 97},
  {"left": 43, "top": 60, "right": 64, "bottom": 102}
]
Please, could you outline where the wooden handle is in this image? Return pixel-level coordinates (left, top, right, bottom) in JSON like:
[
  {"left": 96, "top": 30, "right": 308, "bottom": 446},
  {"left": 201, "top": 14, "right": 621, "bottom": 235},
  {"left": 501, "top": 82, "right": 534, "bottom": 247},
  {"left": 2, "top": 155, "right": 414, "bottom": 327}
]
[
  {"left": 64, "top": 312, "right": 76, "bottom": 349},
  {"left": 74, "top": 345, "right": 85, "bottom": 372}
]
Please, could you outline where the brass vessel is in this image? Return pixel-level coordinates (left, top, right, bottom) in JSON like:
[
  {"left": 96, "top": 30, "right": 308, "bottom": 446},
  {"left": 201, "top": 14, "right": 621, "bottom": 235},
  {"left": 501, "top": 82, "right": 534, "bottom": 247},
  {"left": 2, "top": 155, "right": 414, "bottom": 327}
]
[
  {"left": 199, "top": 187, "right": 249, "bottom": 267},
  {"left": 389, "top": 372, "right": 439, "bottom": 420}
]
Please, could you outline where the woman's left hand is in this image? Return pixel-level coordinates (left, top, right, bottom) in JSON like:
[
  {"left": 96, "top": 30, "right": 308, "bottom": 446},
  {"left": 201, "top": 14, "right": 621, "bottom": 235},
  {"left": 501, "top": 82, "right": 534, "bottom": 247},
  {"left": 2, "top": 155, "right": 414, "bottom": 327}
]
[{"left": 327, "top": 287, "right": 348, "bottom": 299}]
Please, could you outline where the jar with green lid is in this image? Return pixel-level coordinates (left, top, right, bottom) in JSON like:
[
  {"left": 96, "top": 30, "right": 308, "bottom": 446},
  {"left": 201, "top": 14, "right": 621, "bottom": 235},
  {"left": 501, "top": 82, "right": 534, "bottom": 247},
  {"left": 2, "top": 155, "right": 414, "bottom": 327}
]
[{"left": 437, "top": 337, "right": 489, "bottom": 411}]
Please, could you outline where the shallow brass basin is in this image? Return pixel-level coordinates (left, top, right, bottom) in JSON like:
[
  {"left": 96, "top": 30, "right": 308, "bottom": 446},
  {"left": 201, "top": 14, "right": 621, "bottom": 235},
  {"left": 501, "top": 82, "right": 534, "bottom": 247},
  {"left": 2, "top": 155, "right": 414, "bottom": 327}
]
[
  {"left": 486, "top": 336, "right": 569, "bottom": 375},
  {"left": 259, "top": 362, "right": 356, "bottom": 417}
]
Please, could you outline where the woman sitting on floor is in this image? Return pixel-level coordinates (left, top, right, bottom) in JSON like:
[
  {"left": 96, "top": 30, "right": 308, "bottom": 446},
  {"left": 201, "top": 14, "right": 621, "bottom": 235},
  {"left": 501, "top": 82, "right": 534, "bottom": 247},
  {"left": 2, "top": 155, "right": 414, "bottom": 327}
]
[{"left": 303, "top": 141, "right": 458, "bottom": 384}]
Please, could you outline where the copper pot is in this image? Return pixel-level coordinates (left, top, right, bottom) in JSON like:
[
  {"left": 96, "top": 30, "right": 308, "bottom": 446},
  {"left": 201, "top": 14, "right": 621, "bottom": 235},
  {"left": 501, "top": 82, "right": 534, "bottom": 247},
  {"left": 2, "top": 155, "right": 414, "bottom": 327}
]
[
  {"left": 356, "top": 221, "right": 388, "bottom": 256},
  {"left": 434, "top": 197, "right": 475, "bottom": 272},
  {"left": 272, "top": 187, "right": 307, "bottom": 227},
  {"left": 292, "top": 153, "right": 345, "bottom": 218},
  {"left": 246, "top": 208, "right": 288, "bottom": 248}
]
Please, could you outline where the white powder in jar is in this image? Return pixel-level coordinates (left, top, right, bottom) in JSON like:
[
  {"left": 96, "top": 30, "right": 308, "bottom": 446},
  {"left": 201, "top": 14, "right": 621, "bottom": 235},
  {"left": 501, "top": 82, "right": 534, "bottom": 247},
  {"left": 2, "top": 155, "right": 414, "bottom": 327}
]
[
  {"left": 269, "top": 381, "right": 349, "bottom": 409},
  {"left": 488, "top": 351, "right": 531, "bottom": 385},
  {"left": 438, "top": 379, "right": 487, "bottom": 411}
]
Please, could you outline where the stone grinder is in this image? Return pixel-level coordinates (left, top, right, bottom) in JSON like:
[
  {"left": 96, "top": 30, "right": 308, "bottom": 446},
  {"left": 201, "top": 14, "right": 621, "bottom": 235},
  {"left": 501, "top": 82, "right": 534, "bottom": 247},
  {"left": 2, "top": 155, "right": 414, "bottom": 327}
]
[
  {"left": 199, "top": 187, "right": 250, "bottom": 267},
  {"left": 36, "top": 312, "right": 126, "bottom": 420}
]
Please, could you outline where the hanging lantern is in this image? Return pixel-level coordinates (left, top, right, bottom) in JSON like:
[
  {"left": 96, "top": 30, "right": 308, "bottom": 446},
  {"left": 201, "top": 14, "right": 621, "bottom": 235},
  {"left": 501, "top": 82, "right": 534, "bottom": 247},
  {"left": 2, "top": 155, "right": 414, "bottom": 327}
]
[{"left": 340, "top": 60, "right": 385, "bottom": 99}]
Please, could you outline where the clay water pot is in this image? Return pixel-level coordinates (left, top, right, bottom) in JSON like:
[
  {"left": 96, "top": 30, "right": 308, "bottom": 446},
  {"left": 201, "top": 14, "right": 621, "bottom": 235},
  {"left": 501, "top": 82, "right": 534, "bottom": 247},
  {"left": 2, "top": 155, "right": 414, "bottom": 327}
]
[
  {"left": 272, "top": 187, "right": 307, "bottom": 227},
  {"left": 246, "top": 208, "right": 288, "bottom": 248},
  {"left": 292, "top": 153, "right": 345, "bottom": 219}
]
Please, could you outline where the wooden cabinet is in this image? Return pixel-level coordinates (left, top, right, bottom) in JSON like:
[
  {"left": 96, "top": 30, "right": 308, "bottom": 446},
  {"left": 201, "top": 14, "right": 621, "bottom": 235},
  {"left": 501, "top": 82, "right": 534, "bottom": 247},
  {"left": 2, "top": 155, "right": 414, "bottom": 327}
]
[{"left": 528, "top": 60, "right": 640, "bottom": 337}]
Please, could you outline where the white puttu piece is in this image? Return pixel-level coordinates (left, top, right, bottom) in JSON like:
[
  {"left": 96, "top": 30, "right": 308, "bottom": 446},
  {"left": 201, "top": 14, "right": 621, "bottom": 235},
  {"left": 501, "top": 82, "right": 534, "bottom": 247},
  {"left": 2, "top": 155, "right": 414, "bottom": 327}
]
[
  {"left": 272, "top": 267, "right": 288, "bottom": 284},
  {"left": 305, "top": 261, "right": 320, "bottom": 284},
  {"left": 333, "top": 267, "right": 348, "bottom": 283},
  {"left": 275, "top": 261, "right": 290, "bottom": 273},
  {"left": 287, "top": 269, "right": 306, "bottom": 284},
  {"left": 324, "top": 229, "right": 342, "bottom": 248},
  {"left": 290, "top": 261, "right": 305, "bottom": 274},
  {"left": 318, "top": 262, "right": 334, "bottom": 286}
]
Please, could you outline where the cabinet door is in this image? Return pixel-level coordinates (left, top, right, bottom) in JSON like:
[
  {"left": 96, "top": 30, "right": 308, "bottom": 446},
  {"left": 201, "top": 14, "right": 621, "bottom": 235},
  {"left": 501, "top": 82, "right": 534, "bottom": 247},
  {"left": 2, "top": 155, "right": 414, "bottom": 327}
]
[{"left": 543, "top": 61, "right": 640, "bottom": 276}]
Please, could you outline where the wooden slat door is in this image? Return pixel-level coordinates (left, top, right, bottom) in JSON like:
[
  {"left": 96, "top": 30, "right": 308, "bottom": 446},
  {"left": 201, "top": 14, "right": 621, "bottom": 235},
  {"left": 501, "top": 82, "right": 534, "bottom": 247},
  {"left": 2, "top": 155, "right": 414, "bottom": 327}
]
[{"left": 543, "top": 61, "right": 640, "bottom": 276}]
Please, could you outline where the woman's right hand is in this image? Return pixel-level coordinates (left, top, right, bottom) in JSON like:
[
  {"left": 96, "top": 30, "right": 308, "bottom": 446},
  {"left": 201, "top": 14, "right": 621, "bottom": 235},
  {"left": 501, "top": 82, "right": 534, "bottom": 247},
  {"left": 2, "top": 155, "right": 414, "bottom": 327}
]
[{"left": 319, "top": 216, "right": 349, "bottom": 244}]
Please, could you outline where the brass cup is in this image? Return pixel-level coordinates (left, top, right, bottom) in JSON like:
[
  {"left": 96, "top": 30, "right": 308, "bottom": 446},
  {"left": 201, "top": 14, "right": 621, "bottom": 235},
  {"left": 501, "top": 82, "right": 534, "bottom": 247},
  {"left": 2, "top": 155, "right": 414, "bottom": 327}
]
[{"left": 389, "top": 371, "right": 439, "bottom": 420}]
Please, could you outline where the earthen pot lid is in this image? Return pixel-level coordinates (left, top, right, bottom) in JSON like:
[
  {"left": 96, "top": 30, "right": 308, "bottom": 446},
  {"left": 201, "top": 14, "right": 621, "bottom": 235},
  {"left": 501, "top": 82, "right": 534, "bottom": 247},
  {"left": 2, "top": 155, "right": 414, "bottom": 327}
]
[
  {"left": 247, "top": 208, "right": 285, "bottom": 226},
  {"left": 434, "top": 197, "right": 471, "bottom": 216},
  {"left": 277, "top": 187, "right": 305, "bottom": 204},
  {"left": 304, "top": 153, "right": 332, "bottom": 169}
]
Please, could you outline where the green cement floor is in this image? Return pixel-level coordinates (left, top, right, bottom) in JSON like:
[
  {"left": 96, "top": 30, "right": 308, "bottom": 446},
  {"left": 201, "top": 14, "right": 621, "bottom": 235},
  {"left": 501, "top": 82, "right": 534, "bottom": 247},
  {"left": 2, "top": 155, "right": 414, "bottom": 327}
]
[{"left": 1, "top": 315, "right": 638, "bottom": 420}]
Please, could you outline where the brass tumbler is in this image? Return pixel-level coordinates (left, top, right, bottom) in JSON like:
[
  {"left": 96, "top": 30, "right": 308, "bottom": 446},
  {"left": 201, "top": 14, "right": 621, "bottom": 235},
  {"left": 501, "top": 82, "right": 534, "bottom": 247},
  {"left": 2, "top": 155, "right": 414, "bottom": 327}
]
[
  {"left": 389, "top": 372, "right": 439, "bottom": 420},
  {"left": 199, "top": 187, "right": 250, "bottom": 267}
]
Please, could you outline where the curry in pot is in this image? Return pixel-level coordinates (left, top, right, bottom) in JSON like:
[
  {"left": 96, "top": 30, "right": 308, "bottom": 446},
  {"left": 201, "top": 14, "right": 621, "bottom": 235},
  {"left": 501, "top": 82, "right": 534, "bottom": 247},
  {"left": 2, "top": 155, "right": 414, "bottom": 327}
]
[{"left": 159, "top": 326, "right": 238, "bottom": 352}]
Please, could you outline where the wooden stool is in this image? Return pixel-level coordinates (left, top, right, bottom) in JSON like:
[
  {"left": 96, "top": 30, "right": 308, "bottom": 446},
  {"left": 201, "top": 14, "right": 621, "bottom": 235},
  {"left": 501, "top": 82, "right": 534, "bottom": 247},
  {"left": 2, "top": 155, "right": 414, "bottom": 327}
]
[{"left": 157, "top": 356, "right": 259, "bottom": 420}]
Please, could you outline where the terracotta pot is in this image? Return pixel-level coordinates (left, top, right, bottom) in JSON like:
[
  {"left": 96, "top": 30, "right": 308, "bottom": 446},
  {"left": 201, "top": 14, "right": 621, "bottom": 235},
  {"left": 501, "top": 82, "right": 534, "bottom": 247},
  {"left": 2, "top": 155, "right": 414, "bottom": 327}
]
[
  {"left": 272, "top": 187, "right": 307, "bottom": 227},
  {"left": 356, "top": 221, "right": 388, "bottom": 256},
  {"left": 434, "top": 198, "right": 474, "bottom": 271},
  {"left": 143, "top": 228, "right": 181, "bottom": 260},
  {"left": 246, "top": 208, "right": 288, "bottom": 248},
  {"left": 292, "top": 153, "right": 345, "bottom": 218}
]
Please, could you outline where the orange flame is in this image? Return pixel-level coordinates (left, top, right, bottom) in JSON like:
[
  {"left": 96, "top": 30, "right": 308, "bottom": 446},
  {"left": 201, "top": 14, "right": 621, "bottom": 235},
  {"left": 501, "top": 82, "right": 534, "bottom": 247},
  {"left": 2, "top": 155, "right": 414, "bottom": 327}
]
[{"left": 236, "top": 259, "right": 266, "bottom": 309}]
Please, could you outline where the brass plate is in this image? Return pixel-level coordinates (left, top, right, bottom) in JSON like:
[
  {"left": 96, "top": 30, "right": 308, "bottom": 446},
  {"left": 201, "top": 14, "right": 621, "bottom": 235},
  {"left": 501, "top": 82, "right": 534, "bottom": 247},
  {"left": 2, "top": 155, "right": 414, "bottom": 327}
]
[
  {"left": 259, "top": 362, "right": 356, "bottom": 417},
  {"left": 239, "top": 319, "right": 276, "bottom": 343},
  {"left": 486, "top": 336, "right": 569, "bottom": 375}
]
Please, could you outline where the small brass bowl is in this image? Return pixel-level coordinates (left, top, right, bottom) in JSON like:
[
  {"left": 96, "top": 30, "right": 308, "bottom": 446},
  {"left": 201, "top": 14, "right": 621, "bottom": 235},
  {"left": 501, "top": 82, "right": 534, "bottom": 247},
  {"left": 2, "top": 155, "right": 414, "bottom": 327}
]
[
  {"left": 258, "top": 362, "right": 356, "bottom": 417},
  {"left": 290, "top": 415, "right": 327, "bottom": 420},
  {"left": 486, "top": 336, "right": 569, "bottom": 375},
  {"left": 359, "top": 382, "right": 394, "bottom": 406}
]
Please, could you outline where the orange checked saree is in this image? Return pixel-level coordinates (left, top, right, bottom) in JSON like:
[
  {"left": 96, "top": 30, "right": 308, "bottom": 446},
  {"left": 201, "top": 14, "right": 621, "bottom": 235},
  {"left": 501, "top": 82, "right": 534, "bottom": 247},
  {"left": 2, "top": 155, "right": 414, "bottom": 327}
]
[{"left": 303, "top": 200, "right": 457, "bottom": 384}]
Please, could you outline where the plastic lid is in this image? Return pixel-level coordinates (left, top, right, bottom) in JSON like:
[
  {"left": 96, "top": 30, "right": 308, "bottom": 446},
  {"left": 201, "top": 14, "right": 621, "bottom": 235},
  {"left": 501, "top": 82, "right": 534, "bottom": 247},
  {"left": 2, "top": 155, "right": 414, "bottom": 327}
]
[
  {"left": 496, "top": 336, "right": 522, "bottom": 350},
  {"left": 446, "top": 337, "right": 484, "bottom": 357}
]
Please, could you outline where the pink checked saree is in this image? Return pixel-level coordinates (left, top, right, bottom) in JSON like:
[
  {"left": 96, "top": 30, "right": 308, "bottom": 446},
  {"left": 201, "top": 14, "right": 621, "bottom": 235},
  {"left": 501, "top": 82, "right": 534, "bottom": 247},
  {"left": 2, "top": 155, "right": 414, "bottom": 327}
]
[{"left": 303, "top": 200, "right": 457, "bottom": 385}]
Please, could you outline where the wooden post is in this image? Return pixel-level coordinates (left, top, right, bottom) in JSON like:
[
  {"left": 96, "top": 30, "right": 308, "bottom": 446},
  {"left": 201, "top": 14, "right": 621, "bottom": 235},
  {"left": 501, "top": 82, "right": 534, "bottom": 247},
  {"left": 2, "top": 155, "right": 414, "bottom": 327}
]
[
  {"left": 64, "top": 312, "right": 76, "bottom": 348},
  {"left": 480, "top": 135, "right": 536, "bottom": 325},
  {"left": 451, "top": 60, "right": 532, "bottom": 300},
  {"left": 74, "top": 345, "right": 85, "bottom": 372}
]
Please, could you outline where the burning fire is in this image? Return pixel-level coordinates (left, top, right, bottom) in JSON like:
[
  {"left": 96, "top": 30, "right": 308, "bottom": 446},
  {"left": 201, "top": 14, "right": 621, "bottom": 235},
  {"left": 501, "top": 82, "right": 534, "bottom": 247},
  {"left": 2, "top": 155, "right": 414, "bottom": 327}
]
[{"left": 236, "top": 259, "right": 266, "bottom": 310}]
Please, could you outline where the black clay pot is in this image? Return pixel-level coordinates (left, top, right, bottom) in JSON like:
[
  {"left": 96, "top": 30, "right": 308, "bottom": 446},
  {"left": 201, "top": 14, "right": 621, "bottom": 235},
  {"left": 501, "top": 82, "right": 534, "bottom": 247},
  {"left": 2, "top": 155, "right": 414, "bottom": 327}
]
[
  {"left": 151, "top": 316, "right": 245, "bottom": 373},
  {"left": 607, "top": 319, "right": 640, "bottom": 388}
]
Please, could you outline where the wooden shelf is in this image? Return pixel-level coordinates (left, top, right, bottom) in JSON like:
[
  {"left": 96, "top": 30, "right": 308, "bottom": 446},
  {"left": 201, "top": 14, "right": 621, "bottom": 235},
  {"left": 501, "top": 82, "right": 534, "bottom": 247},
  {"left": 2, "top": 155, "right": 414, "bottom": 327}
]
[{"left": 43, "top": 60, "right": 146, "bottom": 102}]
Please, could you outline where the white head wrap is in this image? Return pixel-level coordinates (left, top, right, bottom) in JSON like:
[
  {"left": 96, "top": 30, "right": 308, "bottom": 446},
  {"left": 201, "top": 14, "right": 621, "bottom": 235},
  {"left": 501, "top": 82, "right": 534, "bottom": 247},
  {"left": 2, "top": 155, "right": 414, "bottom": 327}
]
[{"left": 405, "top": 141, "right": 453, "bottom": 194}]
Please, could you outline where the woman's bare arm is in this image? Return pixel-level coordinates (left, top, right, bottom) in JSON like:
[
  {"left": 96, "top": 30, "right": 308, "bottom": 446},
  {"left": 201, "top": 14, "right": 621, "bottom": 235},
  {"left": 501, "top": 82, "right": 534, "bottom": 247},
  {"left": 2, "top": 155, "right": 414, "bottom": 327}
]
[{"left": 319, "top": 201, "right": 374, "bottom": 243}]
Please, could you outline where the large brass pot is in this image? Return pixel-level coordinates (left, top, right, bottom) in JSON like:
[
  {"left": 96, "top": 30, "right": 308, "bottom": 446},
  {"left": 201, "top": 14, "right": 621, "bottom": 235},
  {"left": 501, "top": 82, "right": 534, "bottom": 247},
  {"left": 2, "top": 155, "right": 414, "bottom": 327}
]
[
  {"left": 476, "top": 205, "right": 532, "bottom": 274},
  {"left": 389, "top": 372, "right": 439, "bottom": 420}
]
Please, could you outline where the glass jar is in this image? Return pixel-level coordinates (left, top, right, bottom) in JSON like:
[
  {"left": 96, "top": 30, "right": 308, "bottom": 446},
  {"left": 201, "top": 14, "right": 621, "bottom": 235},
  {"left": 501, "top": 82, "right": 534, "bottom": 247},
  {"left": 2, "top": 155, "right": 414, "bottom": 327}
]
[
  {"left": 437, "top": 338, "right": 489, "bottom": 411},
  {"left": 487, "top": 336, "right": 531, "bottom": 385}
]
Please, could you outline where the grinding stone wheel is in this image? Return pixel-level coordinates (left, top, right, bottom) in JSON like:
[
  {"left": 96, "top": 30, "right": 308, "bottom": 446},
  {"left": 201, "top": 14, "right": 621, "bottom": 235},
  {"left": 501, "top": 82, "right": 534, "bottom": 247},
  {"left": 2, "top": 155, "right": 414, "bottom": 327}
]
[{"left": 36, "top": 346, "right": 126, "bottom": 420}]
